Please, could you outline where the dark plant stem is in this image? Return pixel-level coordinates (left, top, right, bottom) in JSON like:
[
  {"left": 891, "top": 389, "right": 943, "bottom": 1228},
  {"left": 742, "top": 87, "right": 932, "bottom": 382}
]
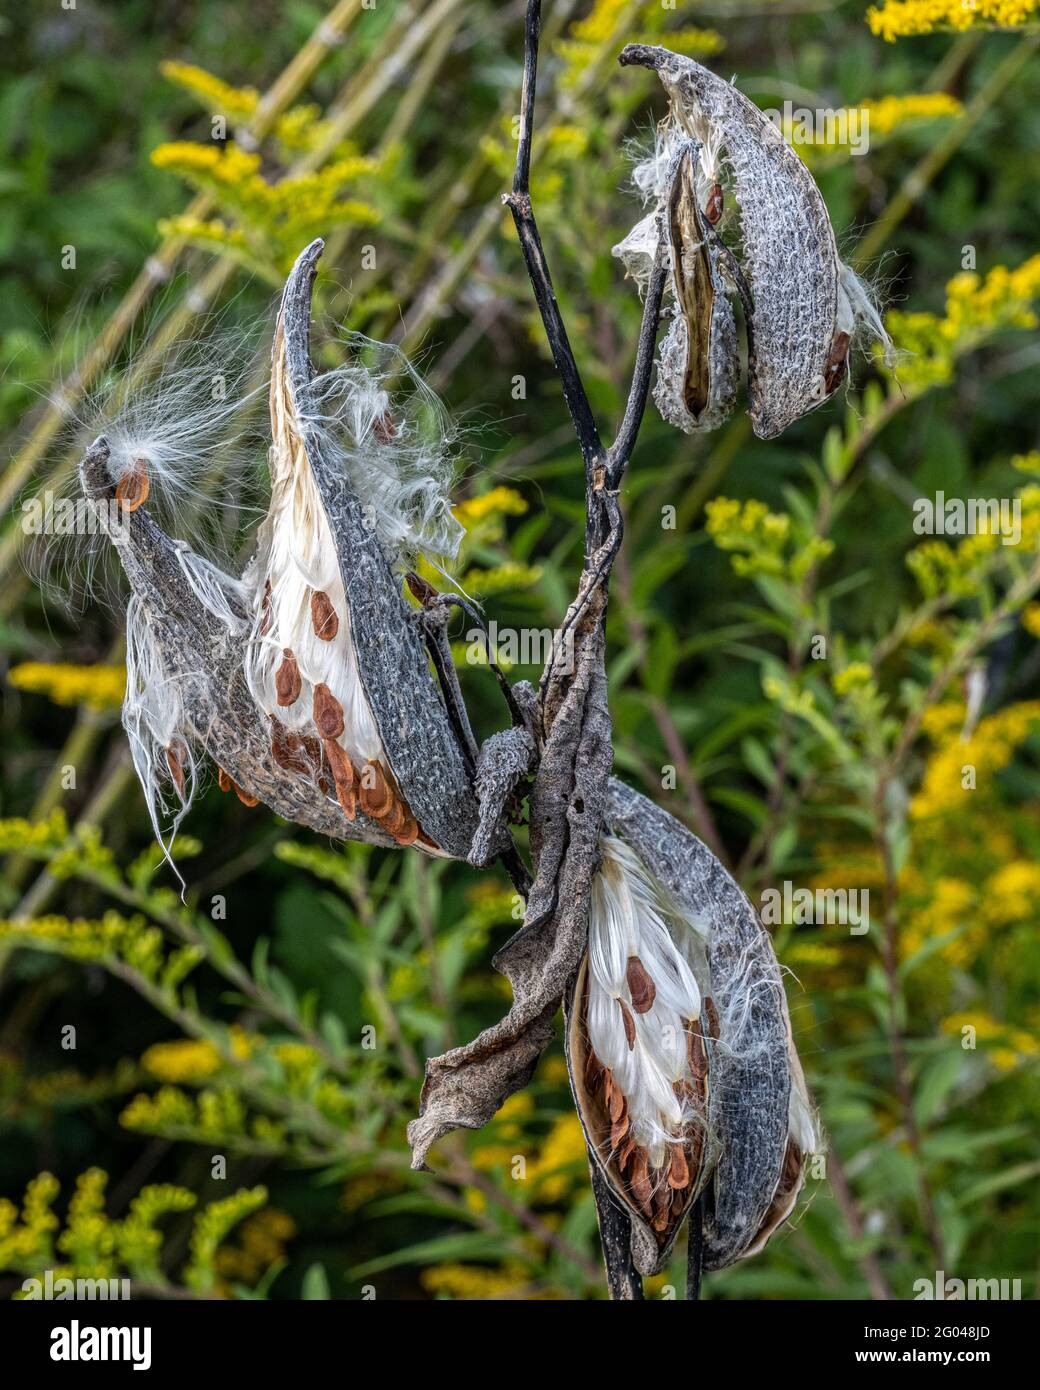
[{"left": 503, "top": 0, "right": 671, "bottom": 1303}]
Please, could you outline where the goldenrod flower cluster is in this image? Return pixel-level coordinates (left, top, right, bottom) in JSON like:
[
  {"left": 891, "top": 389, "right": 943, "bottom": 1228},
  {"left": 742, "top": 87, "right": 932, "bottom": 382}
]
[
  {"left": 907, "top": 491, "right": 1040, "bottom": 598},
  {"left": 867, "top": 0, "right": 1039, "bottom": 41},
  {"left": 706, "top": 496, "right": 834, "bottom": 583},
  {"left": 185, "top": 1187, "right": 268, "bottom": 1293},
  {"left": 0, "top": 808, "right": 68, "bottom": 855},
  {"left": 1, "top": 1166, "right": 270, "bottom": 1294},
  {"left": 0, "top": 910, "right": 204, "bottom": 990},
  {"left": 8, "top": 661, "right": 125, "bottom": 711},
  {"left": 555, "top": 0, "right": 723, "bottom": 88},
  {"left": 216, "top": 1208, "right": 296, "bottom": 1289},
  {"left": 911, "top": 701, "right": 1040, "bottom": 821},
  {"left": 159, "top": 62, "right": 259, "bottom": 124},
  {"left": 792, "top": 92, "right": 962, "bottom": 163},
  {"left": 884, "top": 257, "right": 1040, "bottom": 392},
  {"left": 150, "top": 138, "right": 380, "bottom": 278},
  {"left": 454, "top": 486, "right": 529, "bottom": 531},
  {"left": 142, "top": 1038, "right": 224, "bottom": 1084},
  {"left": 832, "top": 662, "right": 876, "bottom": 698},
  {"left": 941, "top": 1012, "right": 1040, "bottom": 1071}
]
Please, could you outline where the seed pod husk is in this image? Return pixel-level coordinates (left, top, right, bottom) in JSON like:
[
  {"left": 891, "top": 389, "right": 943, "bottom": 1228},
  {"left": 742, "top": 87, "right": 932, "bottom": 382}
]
[
  {"left": 654, "top": 143, "right": 738, "bottom": 433},
  {"left": 80, "top": 239, "right": 480, "bottom": 862},
  {"left": 619, "top": 45, "right": 888, "bottom": 440},
  {"left": 606, "top": 776, "right": 818, "bottom": 1270},
  {"left": 256, "top": 240, "right": 479, "bottom": 857}
]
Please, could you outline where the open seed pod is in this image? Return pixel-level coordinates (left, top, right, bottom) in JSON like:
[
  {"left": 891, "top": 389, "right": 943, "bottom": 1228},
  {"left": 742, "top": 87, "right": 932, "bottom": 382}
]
[
  {"left": 618, "top": 45, "right": 889, "bottom": 440},
  {"left": 600, "top": 777, "right": 822, "bottom": 1271},
  {"left": 79, "top": 238, "right": 479, "bottom": 863},
  {"left": 241, "top": 238, "right": 477, "bottom": 857},
  {"left": 79, "top": 437, "right": 391, "bottom": 852},
  {"left": 565, "top": 833, "right": 718, "bottom": 1276},
  {"left": 615, "top": 141, "right": 739, "bottom": 435}
]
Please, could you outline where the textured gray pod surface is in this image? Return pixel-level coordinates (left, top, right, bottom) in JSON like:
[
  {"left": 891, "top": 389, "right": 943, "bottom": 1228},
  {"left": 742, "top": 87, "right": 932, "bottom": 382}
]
[
  {"left": 606, "top": 776, "right": 791, "bottom": 1270},
  {"left": 620, "top": 44, "right": 841, "bottom": 441},
  {"left": 276, "top": 240, "right": 479, "bottom": 860},
  {"left": 79, "top": 439, "right": 395, "bottom": 846}
]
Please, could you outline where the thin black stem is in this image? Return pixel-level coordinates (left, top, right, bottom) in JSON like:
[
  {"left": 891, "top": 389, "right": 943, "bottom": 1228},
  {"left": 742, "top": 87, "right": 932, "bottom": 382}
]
[
  {"left": 512, "top": 0, "right": 540, "bottom": 197},
  {"left": 589, "top": 1155, "right": 644, "bottom": 1301},
  {"left": 504, "top": 1, "right": 605, "bottom": 486},
  {"left": 607, "top": 257, "right": 668, "bottom": 487},
  {"left": 503, "top": 199, "right": 606, "bottom": 481}
]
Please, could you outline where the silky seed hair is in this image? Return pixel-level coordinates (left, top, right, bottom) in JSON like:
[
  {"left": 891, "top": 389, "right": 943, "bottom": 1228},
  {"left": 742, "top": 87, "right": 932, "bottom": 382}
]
[
  {"left": 50, "top": 296, "right": 463, "bottom": 860},
  {"left": 587, "top": 835, "right": 711, "bottom": 1166},
  {"left": 122, "top": 593, "right": 199, "bottom": 881},
  {"left": 24, "top": 319, "right": 269, "bottom": 618}
]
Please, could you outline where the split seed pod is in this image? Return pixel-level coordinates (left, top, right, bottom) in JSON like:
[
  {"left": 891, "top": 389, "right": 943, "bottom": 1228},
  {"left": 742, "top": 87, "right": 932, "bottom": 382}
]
[
  {"left": 566, "top": 833, "right": 716, "bottom": 1275},
  {"left": 597, "top": 783, "right": 823, "bottom": 1273},
  {"left": 615, "top": 141, "right": 739, "bottom": 435},
  {"left": 618, "top": 45, "right": 890, "bottom": 440},
  {"left": 655, "top": 141, "right": 739, "bottom": 433},
  {"left": 79, "top": 239, "right": 480, "bottom": 865}
]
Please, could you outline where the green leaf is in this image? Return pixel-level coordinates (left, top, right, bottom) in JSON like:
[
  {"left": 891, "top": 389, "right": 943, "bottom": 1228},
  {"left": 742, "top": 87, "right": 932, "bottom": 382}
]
[{"left": 302, "top": 1263, "right": 331, "bottom": 1300}]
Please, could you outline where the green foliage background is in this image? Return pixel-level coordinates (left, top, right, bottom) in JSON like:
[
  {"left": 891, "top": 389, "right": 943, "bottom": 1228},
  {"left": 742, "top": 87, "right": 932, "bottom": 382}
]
[{"left": 1, "top": 0, "right": 1038, "bottom": 1300}]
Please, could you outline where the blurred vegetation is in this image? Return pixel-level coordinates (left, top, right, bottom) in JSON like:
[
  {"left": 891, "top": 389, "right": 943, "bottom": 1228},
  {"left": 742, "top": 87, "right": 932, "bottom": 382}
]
[{"left": 1, "top": 0, "right": 1039, "bottom": 1300}]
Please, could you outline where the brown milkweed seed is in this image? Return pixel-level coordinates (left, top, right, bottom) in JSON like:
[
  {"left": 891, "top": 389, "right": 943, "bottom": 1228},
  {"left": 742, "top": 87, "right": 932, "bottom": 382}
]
[
  {"left": 359, "top": 760, "right": 393, "bottom": 818},
  {"left": 668, "top": 1143, "right": 690, "bottom": 1191},
  {"left": 705, "top": 181, "right": 724, "bottom": 226},
  {"left": 217, "top": 766, "right": 231, "bottom": 794},
  {"left": 310, "top": 590, "right": 339, "bottom": 641},
  {"left": 322, "top": 739, "right": 356, "bottom": 820},
  {"left": 115, "top": 458, "right": 150, "bottom": 512},
  {"left": 390, "top": 808, "right": 419, "bottom": 847},
  {"left": 233, "top": 781, "right": 259, "bottom": 807},
  {"left": 652, "top": 1187, "right": 672, "bottom": 1232},
  {"left": 259, "top": 580, "right": 273, "bottom": 636},
  {"left": 626, "top": 955, "right": 657, "bottom": 1014},
  {"left": 630, "top": 1148, "right": 653, "bottom": 1216},
  {"left": 824, "top": 330, "right": 851, "bottom": 395},
  {"left": 275, "top": 649, "right": 301, "bottom": 707},
  {"left": 165, "top": 742, "right": 186, "bottom": 796},
  {"left": 703, "top": 994, "right": 720, "bottom": 1040},
  {"left": 270, "top": 716, "right": 311, "bottom": 775},
  {"left": 312, "top": 683, "right": 345, "bottom": 740},
  {"left": 686, "top": 1022, "right": 708, "bottom": 1080},
  {"left": 618, "top": 997, "right": 637, "bottom": 1050},
  {"left": 610, "top": 1108, "right": 630, "bottom": 1150}
]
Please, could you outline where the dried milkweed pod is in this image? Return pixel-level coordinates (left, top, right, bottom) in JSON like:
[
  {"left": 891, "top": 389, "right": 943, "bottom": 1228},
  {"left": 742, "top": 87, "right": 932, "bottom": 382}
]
[
  {"left": 618, "top": 45, "right": 890, "bottom": 440},
  {"left": 593, "top": 777, "right": 822, "bottom": 1272},
  {"left": 566, "top": 834, "right": 717, "bottom": 1275},
  {"left": 79, "top": 238, "right": 483, "bottom": 871},
  {"left": 615, "top": 140, "right": 739, "bottom": 435},
  {"left": 241, "top": 239, "right": 478, "bottom": 859}
]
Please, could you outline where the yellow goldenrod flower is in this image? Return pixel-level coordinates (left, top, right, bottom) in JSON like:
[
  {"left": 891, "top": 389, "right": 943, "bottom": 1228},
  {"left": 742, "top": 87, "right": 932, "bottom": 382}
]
[
  {"left": 8, "top": 661, "right": 125, "bottom": 711},
  {"left": 867, "top": 0, "right": 1039, "bottom": 41},
  {"left": 142, "top": 1039, "right": 223, "bottom": 1085},
  {"left": 832, "top": 662, "right": 875, "bottom": 697},
  {"left": 160, "top": 62, "right": 259, "bottom": 123}
]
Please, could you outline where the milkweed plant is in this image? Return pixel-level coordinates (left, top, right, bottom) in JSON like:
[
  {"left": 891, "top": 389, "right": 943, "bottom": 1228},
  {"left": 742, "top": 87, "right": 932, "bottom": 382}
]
[{"left": 1, "top": 0, "right": 1038, "bottom": 1302}]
